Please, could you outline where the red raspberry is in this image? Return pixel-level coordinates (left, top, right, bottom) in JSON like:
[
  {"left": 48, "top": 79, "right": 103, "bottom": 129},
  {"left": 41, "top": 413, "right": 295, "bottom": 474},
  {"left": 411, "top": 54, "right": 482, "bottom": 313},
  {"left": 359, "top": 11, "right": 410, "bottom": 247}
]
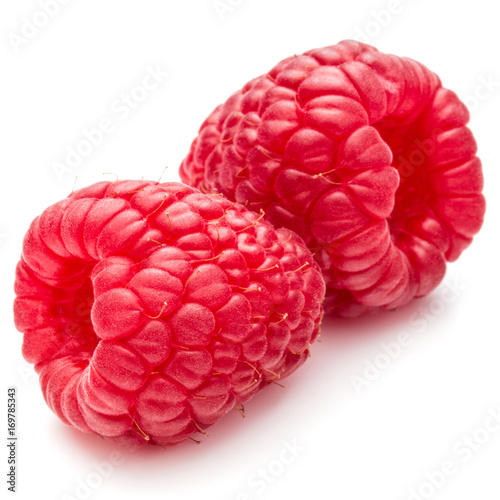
[
  {"left": 13, "top": 180, "right": 324, "bottom": 447},
  {"left": 180, "top": 40, "right": 486, "bottom": 317}
]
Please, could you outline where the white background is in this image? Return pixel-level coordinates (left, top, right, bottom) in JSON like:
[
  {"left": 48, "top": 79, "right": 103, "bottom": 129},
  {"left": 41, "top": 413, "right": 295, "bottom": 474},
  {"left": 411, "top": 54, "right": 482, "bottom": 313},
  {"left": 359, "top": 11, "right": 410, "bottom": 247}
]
[{"left": 1, "top": 1, "right": 499, "bottom": 499}]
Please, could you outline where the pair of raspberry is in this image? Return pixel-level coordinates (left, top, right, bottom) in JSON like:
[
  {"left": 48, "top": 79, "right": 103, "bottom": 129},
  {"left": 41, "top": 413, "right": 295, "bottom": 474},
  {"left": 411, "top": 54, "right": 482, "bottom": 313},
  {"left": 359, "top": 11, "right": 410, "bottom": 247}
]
[{"left": 13, "top": 41, "right": 485, "bottom": 448}]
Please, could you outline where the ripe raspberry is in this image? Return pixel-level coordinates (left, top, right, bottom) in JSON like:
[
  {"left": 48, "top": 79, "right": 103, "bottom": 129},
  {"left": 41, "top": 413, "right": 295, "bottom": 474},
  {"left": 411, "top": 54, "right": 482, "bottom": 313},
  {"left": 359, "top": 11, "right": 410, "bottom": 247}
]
[
  {"left": 180, "top": 40, "right": 486, "bottom": 317},
  {"left": 13, "top": 180, "right": 325, "bottom": 447}
]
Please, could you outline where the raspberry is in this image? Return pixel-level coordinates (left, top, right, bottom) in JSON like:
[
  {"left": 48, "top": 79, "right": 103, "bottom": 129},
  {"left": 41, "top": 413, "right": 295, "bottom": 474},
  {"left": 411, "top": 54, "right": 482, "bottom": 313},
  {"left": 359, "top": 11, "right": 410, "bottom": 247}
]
[
  {"left": 180, "top": 40, "right": 486, "bottom": 316},
  {"left": 13, "top": 180, "right": 325, "bottom": 447}
]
